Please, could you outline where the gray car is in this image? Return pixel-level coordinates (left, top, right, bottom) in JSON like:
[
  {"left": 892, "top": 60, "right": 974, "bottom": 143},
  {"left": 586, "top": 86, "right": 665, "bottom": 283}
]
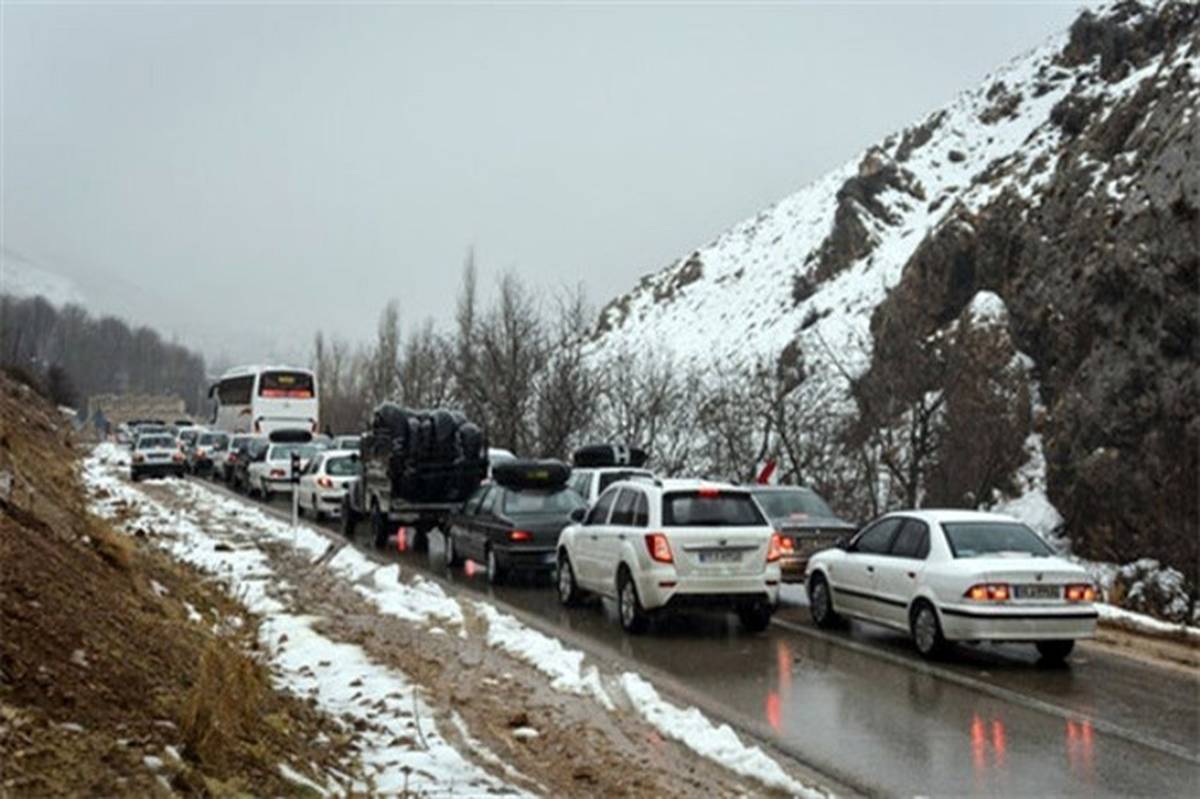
[{"left": 749, "top": 486, "right": 856, "bottom": 583}]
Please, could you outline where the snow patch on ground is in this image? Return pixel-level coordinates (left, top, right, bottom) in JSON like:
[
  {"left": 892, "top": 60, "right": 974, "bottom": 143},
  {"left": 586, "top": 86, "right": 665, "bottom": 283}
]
[
  {"left": 475, "top": 602, "right": 614, "bottom": 710},
  {"left": 620, "top": 673, "right": 826, "bottom": 799}
]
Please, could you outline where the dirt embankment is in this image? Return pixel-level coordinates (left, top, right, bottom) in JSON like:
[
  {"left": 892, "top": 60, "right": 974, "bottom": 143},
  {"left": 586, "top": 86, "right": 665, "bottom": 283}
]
[{"left": 0, "top": 373, "right": 351, "bottom": 796}]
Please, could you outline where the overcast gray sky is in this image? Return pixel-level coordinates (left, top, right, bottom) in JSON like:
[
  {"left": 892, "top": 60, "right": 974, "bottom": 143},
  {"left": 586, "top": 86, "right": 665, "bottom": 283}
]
[{"left": 2, "top": 1, "right": 1090, "bottom": 367}]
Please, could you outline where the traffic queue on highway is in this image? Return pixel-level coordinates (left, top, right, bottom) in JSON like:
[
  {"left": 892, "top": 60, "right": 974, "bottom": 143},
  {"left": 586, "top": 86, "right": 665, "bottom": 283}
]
[{"left": 118, "top": 363, "right": 1100, "bottom": 665}]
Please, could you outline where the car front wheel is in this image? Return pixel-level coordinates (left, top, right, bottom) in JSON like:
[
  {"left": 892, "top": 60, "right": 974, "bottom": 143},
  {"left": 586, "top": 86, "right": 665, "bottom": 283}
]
[{"left": 910, "top": 600, "right": 948, "bottom": 660}]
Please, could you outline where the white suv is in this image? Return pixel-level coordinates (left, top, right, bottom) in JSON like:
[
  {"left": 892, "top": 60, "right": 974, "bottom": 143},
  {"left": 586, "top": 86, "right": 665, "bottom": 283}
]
[{"left": 556, "top": 479, "right": 783, "bottom": 633}]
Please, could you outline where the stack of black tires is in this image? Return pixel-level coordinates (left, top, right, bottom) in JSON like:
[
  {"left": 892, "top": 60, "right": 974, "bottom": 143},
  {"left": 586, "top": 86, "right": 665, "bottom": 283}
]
[{"left": 365, "top": 404, "right": 488, "bottom": 503}]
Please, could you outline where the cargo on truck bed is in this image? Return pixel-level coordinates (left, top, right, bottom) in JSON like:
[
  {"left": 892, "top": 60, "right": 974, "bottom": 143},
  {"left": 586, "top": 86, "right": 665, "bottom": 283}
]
[{"left": 341, "top": 404, "right": 489, "bottom": 549}]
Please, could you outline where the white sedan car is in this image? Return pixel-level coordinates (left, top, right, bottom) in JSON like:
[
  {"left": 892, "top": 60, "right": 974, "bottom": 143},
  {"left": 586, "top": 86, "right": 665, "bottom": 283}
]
[
  {"left": 246, "top": 442, "right": 319, "bottom": 499},
  {"left": 556, "top": 479, "right": 783, "bottom": 633},
  {"left": 296, "top": 449, "right": 360, "bottom": 520},
  {"left": 805, "top": 510, "right": 1098, "bottom": 662}
]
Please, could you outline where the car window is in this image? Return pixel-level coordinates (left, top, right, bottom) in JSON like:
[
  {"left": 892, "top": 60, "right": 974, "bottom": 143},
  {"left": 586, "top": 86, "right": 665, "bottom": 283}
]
[
  {"left": 326, "top": 456, "right": 359, "bottom": 477},
  {"left": 889, "top": 520, "right": 930, "bottom": 559},
  {"left": 942, "top": 522, "right": 1053, "bottom": 558},
  {"left": 569, "top": 472, "right": 592, "bottom": 499},
  {"left": 609, "top": 489, "right": 637, "bottom": 526},
  {"left": 598, "top": 470, "right": 654, "bottom": 494},
  {"left": 586, "top": 488, "right": 618, "bottom": 525},
  {"left": 503, "top": 489, "right": 585, "bottom": 515},
  {"left": 464, "top": 485, "right": 490, "bottom": 515},
  {"left": 632, "top": 492, "right": 649, "bottom": 528},
  {"left": 852, "top": 518, "right": 903, "bottom": 554},
  {"left": 137, "top": 436, "right": 175, "bottom": 449},
  {"left": 480, "top": 487, "right": 502, "bottom": 516},
  {"left": 661, "top": 491, "right": 766, "bottom": 527},
  {"left": 751, "top": 488, "right": 836, "bottom": 520}
]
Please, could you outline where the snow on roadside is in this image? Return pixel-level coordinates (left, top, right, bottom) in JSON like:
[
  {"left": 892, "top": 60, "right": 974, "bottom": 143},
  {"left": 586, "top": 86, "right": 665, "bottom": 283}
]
[
  {"left": 84, "top": 444, "right": 519, "bottom": 796},
  {"left": 1095, "top": 603, "right": 1200, "bottom": 643},
  {"left": 621, "top": 674, "right": 826, "bottom": 799},
  {"left": 474, "top": 602, "right": 614, "bottom": 710},
  {"left": 85, "top": 444, "right": 825, "bottom": 797}
]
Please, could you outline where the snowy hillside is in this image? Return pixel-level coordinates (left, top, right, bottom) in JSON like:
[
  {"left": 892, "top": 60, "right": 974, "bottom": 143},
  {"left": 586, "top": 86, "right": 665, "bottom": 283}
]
[
  {"left": 590, "top": 0, "right": 1192, "bottom": 384},
  {"left": 0, "top": 248, "right": 86, "bottom": 307}
]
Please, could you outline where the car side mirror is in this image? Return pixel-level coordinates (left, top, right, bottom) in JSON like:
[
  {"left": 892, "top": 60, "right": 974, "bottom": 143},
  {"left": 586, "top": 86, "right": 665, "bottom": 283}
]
[
  {"left": 837, "top": 537, "right": 852, "bottom": 551},
  {"left": 570, "top": 508, "right": 586, "bottom": 523}
]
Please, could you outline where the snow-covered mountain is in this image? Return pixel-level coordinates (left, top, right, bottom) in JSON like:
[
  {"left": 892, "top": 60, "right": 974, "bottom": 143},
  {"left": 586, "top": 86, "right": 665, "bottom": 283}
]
[
  {"left": 0, "top": 249, "right": 87, "bottom": 307},
  {"left": 587, "top": 1, "right": 1198, "bottom": 583}
]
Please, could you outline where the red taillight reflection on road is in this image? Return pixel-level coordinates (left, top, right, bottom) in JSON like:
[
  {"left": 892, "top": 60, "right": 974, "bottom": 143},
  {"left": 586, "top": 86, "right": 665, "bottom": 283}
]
[
  {"left": 395, "top": 526, "right": 409, "bottom": 552},
  {"left": 765, "top": 640, "right": 793, "bottom": 733},
  {"left": 971, "top": 713, "right": 1008, "bottom": 776},
  {"left": 1066, "top": 719, "right": 1094, "bottom": 777},
  {"left": 464, "top": 560, "right": 477, "bottom": 578}
]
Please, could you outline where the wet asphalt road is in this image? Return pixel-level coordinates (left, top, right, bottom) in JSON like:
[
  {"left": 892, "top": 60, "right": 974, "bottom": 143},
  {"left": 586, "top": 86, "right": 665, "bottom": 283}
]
[{"left": 231, "top": 485, "right": 1199, "bottom": 797}]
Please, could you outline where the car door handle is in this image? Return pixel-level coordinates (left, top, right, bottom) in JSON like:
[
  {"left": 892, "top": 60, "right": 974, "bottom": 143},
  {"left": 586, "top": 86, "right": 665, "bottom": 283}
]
[
  {"left": 907, "top": 571, "right": 917, "bottom": 579},
  {"left": 866, "top": 565, "right": 875, "bottom": 573},
  {"left": 590, "top": 534, "right": 598, "bottom": 541}
]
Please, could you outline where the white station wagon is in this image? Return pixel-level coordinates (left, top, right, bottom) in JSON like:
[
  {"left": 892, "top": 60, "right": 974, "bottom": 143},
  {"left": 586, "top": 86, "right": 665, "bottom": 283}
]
[
  {"left": 805, "top": 509, "right": 1098, "bottom": 662},
  {"left": 556, "top": 479, "right": 783, "bottom": 633}
]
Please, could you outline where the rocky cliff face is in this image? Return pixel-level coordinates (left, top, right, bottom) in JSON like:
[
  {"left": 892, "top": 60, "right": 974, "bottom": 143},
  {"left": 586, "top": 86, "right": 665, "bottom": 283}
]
[{"left": 588, "top": 1, "right": 1198, "bottom": 593}]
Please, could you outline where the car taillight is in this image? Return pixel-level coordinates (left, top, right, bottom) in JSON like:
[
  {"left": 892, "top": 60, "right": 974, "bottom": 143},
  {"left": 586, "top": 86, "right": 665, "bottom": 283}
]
[
  {"left": 270, "top": 468, "right": 285, "bottom": 478},
  {"left": 645, "top": 533, "right": 673, "bottom": 564},
  {"left": 133, "top": 453, "right": 145, "bottom": 463},
  {"left": 172, "top": 452, "right": 185, "bottom": 463},
  {"left": 964, "top": 583, "right": 1011, "bottom": 601},
  {"left": 697, "top": 486, "right": 720, "bottom": 498},
  {"left": 766, "top": 532, "right": 791, "bottom": 562},
  {"left": 317, "top": 476, "right": 334, "bottom": 488},
  {"left": 196, "top": 449, "right": 206, "bottom": 458},
  {"left": 509, "top": 530, "right": 532, "bottom": 542},
  {"left": 1065, "top": 583, "right": 1096, "bottom": 602}
]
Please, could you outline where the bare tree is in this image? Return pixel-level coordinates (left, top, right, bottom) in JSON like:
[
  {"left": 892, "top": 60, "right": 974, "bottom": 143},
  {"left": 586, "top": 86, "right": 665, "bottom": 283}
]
[
  {"left": 476, "top": 272, "right": 546, "bottom": 454},
  {"left": 534, "top": 284, "right": 599, "bottom": 459},
  {"left": 368, "top": 300, "right": 402, "bottom": 407}
]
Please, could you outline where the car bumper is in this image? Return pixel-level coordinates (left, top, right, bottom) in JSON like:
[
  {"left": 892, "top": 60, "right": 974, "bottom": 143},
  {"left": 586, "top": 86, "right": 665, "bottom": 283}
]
[
  {"left": 132, "top": 463, "right": 184, "bottom": 478},
  {"left": 939, "top": 604, "right": 1099, "bottom": 641},
  {"left": 263, "top": 478, "right": 295, "bottom": 493},
  {"left": 315, "top": 489, "right": 346, "bottom": 515},
  {"left": 494, "top": 545, "right": 558, "bottom": 571},
  {"left": 779, "top": 556, "right": 813, "bottom": 583},
  {"left": 636, "top": 569, "right": 781, "bottom": 612}
]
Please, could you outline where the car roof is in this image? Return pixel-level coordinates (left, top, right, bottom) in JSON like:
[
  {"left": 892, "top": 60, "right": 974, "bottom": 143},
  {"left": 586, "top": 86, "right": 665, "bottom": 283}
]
[
  {"left": 320, "top": 448, "right": 359, "bottom": 458},
  {"left": 884, "top": 508, "right": 1018, "bottom": 525},
  {"left": 576, "top": 466, "right": 655, "bottom": 474},
  {"left": 746, "top": 485, "right": 820, "bottom": 493}
]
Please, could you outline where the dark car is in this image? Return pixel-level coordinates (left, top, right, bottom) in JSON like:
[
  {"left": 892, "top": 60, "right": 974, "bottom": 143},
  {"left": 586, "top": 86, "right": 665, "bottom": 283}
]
[
  {"left": 749, "top": 485, "right": 856, "bottom": 583},
  {"left": 445, "top": 460, "right": 583, "bottom": 585},
  {"left": 230, "top": 436, "right": 269, "bottom": 494}
]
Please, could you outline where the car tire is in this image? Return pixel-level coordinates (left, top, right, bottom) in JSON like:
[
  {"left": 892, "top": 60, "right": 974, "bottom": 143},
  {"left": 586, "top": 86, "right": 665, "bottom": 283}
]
[
  {"left": 445, "top": 532, "right": 461, "bottom": 568},
  {"left": 738, "top": 603, "right": 773, "bottom": 633},
  {"left": 557, "top": 552, "right": 583, "bottom": 607},
  {"left": 617, "top": 567, "right": 649, "bottom": 634},
  {"left": 910, "top": 600, "right": 948, "bottom": 660},
  {"left": 486, "top": 546, "right": 506, "bottom": 586},
  {"left": 371, "top": 503, "right": 389, "bottom": 550},
  {"left": 808, "top": 573, "right": 845, "bottom": 629},
  {"left": 1036, "top": 640, "right": 1075, "bottom": 664},
  {"left": 131, "top": 471, "right": 141, "bottom": 483}
]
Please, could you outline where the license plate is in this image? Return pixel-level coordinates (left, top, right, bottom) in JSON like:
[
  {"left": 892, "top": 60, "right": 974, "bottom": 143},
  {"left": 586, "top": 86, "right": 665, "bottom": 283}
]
[
  {"left": 1015, "top": 584, "right": 1061, "bottom": 600},
  {"left": 543, "top": 552, "right": 557, "bottom": 565},
  {"left": 698, "top": 550, "right": 742, "bottom": 564}
]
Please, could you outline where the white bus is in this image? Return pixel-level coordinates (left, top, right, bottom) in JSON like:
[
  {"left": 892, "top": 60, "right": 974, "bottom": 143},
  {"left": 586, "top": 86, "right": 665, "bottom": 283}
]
[{"left": 209, "top": 365, "right": 319, "bottom": 435}]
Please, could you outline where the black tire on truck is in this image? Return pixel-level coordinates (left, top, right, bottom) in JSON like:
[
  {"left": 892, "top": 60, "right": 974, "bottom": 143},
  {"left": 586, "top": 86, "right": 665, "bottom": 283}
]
[{"left": 371, "top": 501, "right": 389, "bottom": 550}]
